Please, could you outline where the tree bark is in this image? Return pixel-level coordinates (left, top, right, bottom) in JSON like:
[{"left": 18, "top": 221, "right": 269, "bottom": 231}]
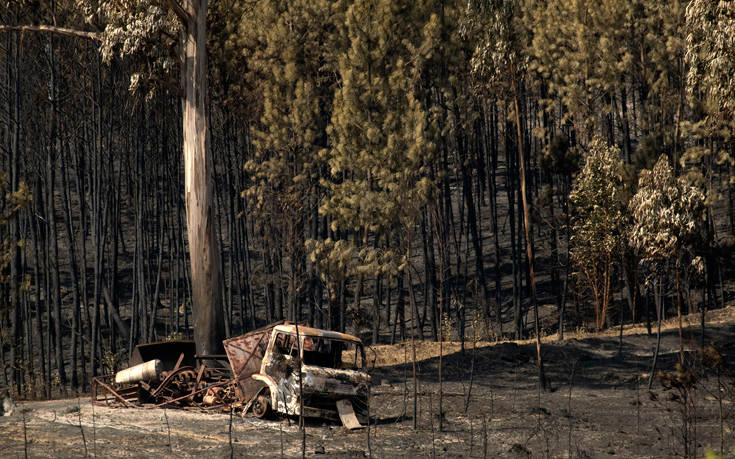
[
  {"left": 648, "top": 277, "right": 664, "bottom": 390},
  {"left": 181, "top": 0, "right": 225, "bottom": 356},
  {"left": 6, "top": 26, "right": 23, "bottom": 394},
  {"left": 511, "top": 64, "right": 546, "bottom": 391},
  {"left": 46, "top": 31, "right": 67, "bottom": 385}
]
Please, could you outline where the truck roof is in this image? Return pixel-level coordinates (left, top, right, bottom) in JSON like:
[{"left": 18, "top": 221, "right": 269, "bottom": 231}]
[{"left": 272, "top": 324, "right": 363, "bottom": 344}]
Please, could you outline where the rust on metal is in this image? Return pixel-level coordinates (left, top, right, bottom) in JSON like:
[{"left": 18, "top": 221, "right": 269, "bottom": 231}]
[
  {"left": 150, "top": 379, "right": 231, "bottom": 408},
  {"left": 92, "top": 377, "right": 135, "bottom": 408},
  {"left": 150, "top": 352, "right": 186, "bottom": 397},
  {"left": 92, "top": 322, "right": 371, "bottom": 428},
  {"left": 336, "top": 399, "right": 362, "bottom": 430}
]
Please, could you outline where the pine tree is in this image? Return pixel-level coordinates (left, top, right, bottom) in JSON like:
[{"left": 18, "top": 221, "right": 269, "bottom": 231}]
[
  {"left": 313, "top": 0, "right": 436, "bottom": 329},
  {"left": 684, "top": 0, "right": 735, "bottom": 190},
  {"left": 528, "top": 0, "right": 687, "bottom": 157},
  {"left": 242, "top": 0, "right": 346, "bottom": 323},
  {"left": 528, "top": 0, "right": 632, "bottom": 141},
  {"left": 686, "top": 0, "right": 735, "bottom": 131}
]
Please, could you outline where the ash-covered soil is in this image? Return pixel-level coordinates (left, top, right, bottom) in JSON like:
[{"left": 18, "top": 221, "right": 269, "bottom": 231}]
[{"left": 2, "top": 313, "right": 735, "bottom": 458}]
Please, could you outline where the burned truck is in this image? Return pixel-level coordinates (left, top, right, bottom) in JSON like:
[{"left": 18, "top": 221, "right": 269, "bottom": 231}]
[
  {"left": 225, "top": 322, "right": 370, "bottom": 427},
  {"left": 93, "top": 322, "right": 370, "bottom": 428}
]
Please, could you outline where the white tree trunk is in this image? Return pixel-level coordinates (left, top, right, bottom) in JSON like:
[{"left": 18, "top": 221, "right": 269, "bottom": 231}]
[{"left": 182, "top": 0, "right": 224, "bottom": 356}]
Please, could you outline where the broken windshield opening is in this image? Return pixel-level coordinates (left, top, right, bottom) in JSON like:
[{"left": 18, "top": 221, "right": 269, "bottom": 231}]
[
  {"left": 301, "top": 337, "right": 364, "bottom": 370},
  {"left": 273, "top": 332, "right": 298, "bottom": 357}
]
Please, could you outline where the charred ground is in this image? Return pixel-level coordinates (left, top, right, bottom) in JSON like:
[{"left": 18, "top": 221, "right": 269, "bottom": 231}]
[{"left": 2, "top": 307, "right": 734, "bottom": 458}]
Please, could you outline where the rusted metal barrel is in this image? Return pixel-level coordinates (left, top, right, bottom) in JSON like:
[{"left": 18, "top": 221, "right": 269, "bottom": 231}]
[{"left": 115, "top": 359, "right": 163, "bottom": 384}]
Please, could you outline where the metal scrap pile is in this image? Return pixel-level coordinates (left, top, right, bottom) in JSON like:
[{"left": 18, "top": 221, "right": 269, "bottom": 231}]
[{"left": 92, "top": 340, "right": 238, "bottom": 411}]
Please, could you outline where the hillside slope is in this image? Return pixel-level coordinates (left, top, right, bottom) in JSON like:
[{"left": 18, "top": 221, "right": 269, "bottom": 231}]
[{"left": 1, "top": 308, "right": 734, "bottom": 457}]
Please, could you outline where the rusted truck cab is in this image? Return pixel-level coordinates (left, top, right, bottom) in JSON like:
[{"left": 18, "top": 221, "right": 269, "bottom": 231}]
[{"left": 224, "top": 323, "right": 370, "bottom": 425}]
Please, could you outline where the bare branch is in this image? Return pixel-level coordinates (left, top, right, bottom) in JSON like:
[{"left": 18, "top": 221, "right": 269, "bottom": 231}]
[
  {"left": 0, "top": 25, "right": 100, "bottom": 41},
  {"left": 163, "top": 0, "right": 191, "bottom": 23}
]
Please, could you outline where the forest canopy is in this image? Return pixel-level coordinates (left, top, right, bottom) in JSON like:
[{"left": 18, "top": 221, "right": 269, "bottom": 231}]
[{"left": 0, "top": 0, "right": 733, "bottom": 395}]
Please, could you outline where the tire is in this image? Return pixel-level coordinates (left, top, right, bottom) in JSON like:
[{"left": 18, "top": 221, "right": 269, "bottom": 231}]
[{"left": 251, "top": 392, "right": 271, "bottom": 419}]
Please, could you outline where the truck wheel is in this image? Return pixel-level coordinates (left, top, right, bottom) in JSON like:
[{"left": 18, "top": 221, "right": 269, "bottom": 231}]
[{"left": 252, "top": 393, "right": 271, "bottom": 419}]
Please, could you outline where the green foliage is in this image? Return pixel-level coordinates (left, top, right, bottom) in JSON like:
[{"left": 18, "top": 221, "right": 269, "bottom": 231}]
[
  {"left": 79, "top": 0, "right": 181, "bottom": 96},
  {"left": 569, "top": 138, "right": 628, "bottom": 329},
  {"left": 682, "top": 1, "right": 735, "bottom": 200},
  {"left": 539, "top": 133, "right": 580, "bottom": 177},
  {"left": 240, "top": 0, "right": 349, "bottom": 311},
  {"left": 311, "top": 0, "right": 437, "bottom": 279},
  {"left": 570, "top": 138, "right": 628, "bottom": 259},
  {"left": 9, "top": 0, "right": 735, "bottom": 398},
  {"left": 242, "top": 0, "right": 342, "bottom": 232},
  {"left": 528, "top": 0, "right": 630, "bottom": 134},
  {"left": 529, "top": 0, "right": 686, "bottom": 142},
  {"left": 686, "top": 0, "right": 735, "bottom": 127},
  {"left": 0, "top": 171, "right": 31, "bottom": 314},
  {"left": 465, "top": 0, "right": 528, "bottom": 91},
  {"left": 629, "top": 155, "right": 705, "bottom": 274}
]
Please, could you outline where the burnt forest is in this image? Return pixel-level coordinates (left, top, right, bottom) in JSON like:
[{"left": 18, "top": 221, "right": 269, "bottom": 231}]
[{"left": 1, "top": 1, "right": 735, "bottom": 457}]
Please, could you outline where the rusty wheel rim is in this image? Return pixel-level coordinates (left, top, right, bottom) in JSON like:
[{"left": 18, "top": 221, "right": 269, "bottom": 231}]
[{"left": 252, "top": 394, "right": 269, "bottom": 418}]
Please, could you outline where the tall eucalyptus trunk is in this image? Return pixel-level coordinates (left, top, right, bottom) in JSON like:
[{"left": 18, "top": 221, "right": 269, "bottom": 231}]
[{"left": 181, "top": 0, "right": 225, "bottom": 356}]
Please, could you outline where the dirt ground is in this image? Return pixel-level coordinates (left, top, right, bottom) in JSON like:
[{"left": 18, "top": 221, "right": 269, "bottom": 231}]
[{"left": 2, "top": 309, "right": 735, "bottom": 458}]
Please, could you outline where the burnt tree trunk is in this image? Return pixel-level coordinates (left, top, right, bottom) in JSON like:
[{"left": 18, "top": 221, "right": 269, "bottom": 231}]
[{"left": 511, "top": 67, "right": 546, "bottom": 391}]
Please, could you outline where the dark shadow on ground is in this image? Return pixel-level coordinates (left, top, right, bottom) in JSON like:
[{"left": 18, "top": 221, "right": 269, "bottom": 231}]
[{"left": 371, "top": 320, "right": 735, "bottom": 392}]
